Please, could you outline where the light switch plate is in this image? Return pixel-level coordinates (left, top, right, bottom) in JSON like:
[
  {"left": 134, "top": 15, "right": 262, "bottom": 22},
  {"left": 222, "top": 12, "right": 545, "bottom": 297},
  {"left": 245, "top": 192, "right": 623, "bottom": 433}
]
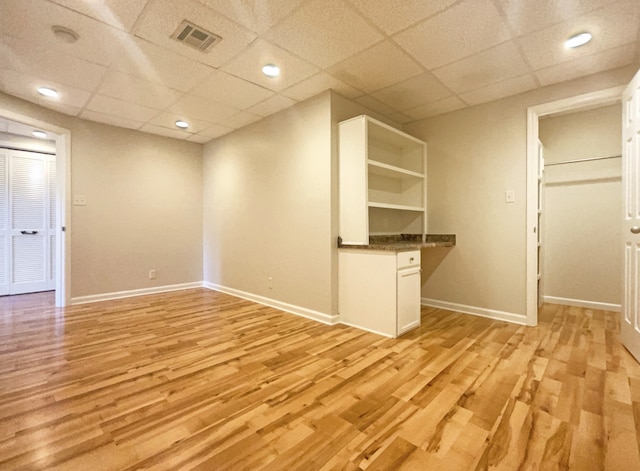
[
  {"left": 73, "top": 195, "right": 86, "bottom": 206},
  {"left": 505, "top": 190, "right": 515, "bottom": 203}
]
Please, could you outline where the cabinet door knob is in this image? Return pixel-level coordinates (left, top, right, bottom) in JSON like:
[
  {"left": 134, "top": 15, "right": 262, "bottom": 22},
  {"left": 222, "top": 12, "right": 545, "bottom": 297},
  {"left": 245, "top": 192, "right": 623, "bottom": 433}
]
[
  {"left": 409, "top": 257, "right": 414, "bottom": 262},
  {"left": 632, "top": 226, "right": 640, "bottom": 234}
]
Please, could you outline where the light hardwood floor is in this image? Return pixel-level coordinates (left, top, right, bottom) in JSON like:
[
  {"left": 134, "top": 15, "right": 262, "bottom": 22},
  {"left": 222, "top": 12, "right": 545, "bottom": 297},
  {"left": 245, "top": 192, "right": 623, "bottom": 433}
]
[{"left": 1, "top": 289, "right": 640, "bottom": 470}]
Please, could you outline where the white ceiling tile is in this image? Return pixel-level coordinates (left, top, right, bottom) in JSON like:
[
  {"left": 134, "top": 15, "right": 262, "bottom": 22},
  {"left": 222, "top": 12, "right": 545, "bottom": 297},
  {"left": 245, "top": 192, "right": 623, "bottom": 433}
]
[
  {"left": 327, "top": 40, "right": 423, "bottom": 93},
  {"left": 108, "top": 37, "right": 214, "bottom": 92},
  {"left": 264, "top": 0, "right": 384, "bottom": 68},
  {"left": 1, "top": 35, "right": 108, "bottom": 92},
  {"left": 79, "top": 109, "right": 145, "bottom": 130},
  {"left": 393, "top": 0, "right": 512, "bottom": 69},
  {"left": 347, "top": 0, "right": 457, "bottom": 35},
  {"left": 386, "top": 112, "right": 414, "bottom": 124},
  {"left": 48, "top": 0, "right": 149, "bottom": 32},
  {"left": 2, "top": 0, "right": 130, "bottom": 66},
  {"left": 281, "top": 72, "right": 362, "bottom": 101},
  {"left": 196, "top": 0, "right": 306, "bottom": 34},
  {"left": 498, "top": 0, "right": 619, "bottom": 36},
  {"left": 221, "top": 39, "right": 319, "bottom": 91},
  {"left": 247, "top": 95, "right": 296, "bottom": 116},
  {"left": 1, "top": 69, "right": 92, "bottom": 109},
  {"left": 370, "top": 73, "right": 453, "bottom": 111},
  {"left": 167, "top": 94, "right": 239, "bottom": 124},
  {"left": 219, "top": 111, "right": 262, "bottom": 129},
  {"left": 432, "top": 41, "right": 530, "bottom": 93},
  {"left": 197, "top": 124, "right": 236, "bottom": 138},
  {"left": 96, "top": 70, "right": 183, "bottom": 109},
  {"left": 139, "top": 122, "right": 192, "bottom": 139},
  {"left": 518, "top": 0, "right": 640, "bottom": 70},
  {"left": 404, "top": 96, "right": 467, "bottom": 120},
  {"left": 186, "top": 133, "right": 213, "bottom": 144},
  {"left": 536, "top": 44, "right": 636, "bottom": 86},
  {"left": 147, "top": 112, "right": 212, "bottom": 133},
  {"left": 459, "top": 74, "right": 537, "bottom": 105},
  {"left": 132, "top": 0, "right": 257, "bottom": 68},
  {"left": 86, "top": 94, "right": 161, "bottom": 122},
  {"left": 189, "top": 70, "right": 274, "bottom": 109},
  {"left": 355, "top": 95, "right": 399, "bottom": 115}
]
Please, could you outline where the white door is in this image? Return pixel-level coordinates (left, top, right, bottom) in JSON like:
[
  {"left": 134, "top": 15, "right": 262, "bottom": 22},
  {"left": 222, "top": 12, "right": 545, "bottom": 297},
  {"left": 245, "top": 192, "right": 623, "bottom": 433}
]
[
  {"left": 0, "top": 149, "right": 55, "bottom": 296},
  {"left": 622, "top": 69, "right": 640, "bottom": 362}
]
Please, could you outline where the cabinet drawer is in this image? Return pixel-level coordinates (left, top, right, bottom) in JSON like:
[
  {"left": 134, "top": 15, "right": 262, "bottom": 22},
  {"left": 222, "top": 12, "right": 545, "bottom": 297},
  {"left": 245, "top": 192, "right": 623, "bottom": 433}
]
[{"left": 397, "top": 250, "right": 420, "bottom": 269}]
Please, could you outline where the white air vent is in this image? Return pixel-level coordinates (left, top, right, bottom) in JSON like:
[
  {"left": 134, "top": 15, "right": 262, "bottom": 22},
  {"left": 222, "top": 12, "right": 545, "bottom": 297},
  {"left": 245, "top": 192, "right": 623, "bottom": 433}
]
[{"left": 171, "top": 20, "right": 221, "bottom": 53}]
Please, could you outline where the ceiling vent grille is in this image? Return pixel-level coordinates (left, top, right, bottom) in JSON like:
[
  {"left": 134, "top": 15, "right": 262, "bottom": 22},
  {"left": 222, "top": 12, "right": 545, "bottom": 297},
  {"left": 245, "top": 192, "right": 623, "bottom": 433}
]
[{"left": 171, "top": 20, "right": 221, "bottom": 53}]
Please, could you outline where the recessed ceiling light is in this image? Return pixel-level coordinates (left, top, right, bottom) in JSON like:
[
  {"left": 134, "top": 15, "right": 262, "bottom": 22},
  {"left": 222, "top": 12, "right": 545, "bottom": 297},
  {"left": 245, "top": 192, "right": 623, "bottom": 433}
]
[
  {"left": 175, "top": 120, "right": 189, "bottom": 129},
  {"left": 51, "top": 25, "right": 79, "bottom": 44},
  {"left": 32, "top": 130, "right": 48, "bottom": 139},
  {"left": 262, "top": 64, "right": 280, "bottom": 78},
  {"left": 565, "top": 32, "right": 592, "bottom": 48},
  {"left": 37, "top": 87, "right": 59, "bottom": 98}
]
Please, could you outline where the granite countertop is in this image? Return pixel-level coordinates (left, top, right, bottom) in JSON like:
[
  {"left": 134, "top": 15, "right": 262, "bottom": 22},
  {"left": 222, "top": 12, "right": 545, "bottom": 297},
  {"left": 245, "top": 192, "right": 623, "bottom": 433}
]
[{"left": 338, "top": 234, "right": 456, "bottom": 251}]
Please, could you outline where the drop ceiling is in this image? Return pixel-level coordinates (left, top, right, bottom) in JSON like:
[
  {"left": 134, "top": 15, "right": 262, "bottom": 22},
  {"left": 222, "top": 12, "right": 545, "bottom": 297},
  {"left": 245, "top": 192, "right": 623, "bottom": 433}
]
[{"left": 1, "top": 0, "right": 639, "bottom": 144}]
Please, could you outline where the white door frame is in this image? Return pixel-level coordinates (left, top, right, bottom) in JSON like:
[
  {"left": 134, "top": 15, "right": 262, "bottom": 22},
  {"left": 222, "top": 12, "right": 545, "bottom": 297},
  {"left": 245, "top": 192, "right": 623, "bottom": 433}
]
[
  {"left": 0, "top": 110, "right": 71, "bottom": 307},
  {"left": 526, "top": 86, "right": 624, "bottom": 326}
]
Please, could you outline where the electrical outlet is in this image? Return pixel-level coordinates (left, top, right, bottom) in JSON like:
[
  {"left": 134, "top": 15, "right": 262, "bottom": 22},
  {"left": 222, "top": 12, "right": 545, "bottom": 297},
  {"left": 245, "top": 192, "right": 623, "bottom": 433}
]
[
  {"left": 149, "top": 269, "right": 157, "bottom": 280},
  {"left": 268, "top": 276, "right": 273, "bottom": 289},
  {"left": 73, "top": 195, "right": 86, "bottom": 206},
  {"left": 505, "top": 190, "right": 515, "bottom": 203}
]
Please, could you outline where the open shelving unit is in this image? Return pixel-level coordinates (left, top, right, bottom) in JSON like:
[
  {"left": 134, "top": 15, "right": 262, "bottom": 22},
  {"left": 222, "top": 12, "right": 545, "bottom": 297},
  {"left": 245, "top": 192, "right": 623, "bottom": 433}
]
[{"left": 339, "top": 115, "right": 427, "bottom": 244}]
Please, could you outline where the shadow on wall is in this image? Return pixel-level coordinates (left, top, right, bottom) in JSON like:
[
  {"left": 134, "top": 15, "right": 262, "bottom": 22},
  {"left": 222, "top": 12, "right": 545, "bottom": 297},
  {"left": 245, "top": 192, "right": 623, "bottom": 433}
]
[{"left": 421, "top": 246, "right": 454, "bottom": 283}]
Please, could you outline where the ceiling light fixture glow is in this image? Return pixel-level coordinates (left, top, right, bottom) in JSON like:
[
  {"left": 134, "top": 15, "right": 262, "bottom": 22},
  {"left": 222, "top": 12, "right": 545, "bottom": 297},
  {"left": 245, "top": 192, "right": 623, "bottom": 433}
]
[
  {"left": 175, "top": 120, "right": 189, "bottom": 129},
  {"left": 32, "top": 130, "right": 48, "bottom": 139},
  {"left": 262, "top": 64, "right": 280, "bottom": 78},
  {"left": 37, "top": 87, "right": 59, "bottom": 98},
  {"left": 565, "top": 32, "right": 592, "bottom": 48}
]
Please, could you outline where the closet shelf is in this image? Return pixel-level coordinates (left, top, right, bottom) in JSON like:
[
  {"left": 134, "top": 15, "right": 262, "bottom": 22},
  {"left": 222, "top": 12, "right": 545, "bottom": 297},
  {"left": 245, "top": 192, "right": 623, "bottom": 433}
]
[
  {"left": 368, "top": 202, "right": 424, "bottom": 211},
  {"left": 367, "top": 160, "right": 424, "bottom": 179}
]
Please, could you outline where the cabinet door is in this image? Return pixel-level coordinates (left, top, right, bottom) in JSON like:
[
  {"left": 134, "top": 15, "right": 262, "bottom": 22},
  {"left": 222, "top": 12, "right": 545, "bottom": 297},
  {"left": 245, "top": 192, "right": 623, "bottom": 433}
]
[{"left": 397, "top": 268, "right": 421, "bottom": 336}]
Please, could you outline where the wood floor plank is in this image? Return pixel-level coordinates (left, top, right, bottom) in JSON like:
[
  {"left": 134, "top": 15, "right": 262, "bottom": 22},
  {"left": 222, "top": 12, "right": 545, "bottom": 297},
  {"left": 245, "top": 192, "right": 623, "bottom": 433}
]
[{"left": 1, "top": 290, "right": 640, "bottom": 469}]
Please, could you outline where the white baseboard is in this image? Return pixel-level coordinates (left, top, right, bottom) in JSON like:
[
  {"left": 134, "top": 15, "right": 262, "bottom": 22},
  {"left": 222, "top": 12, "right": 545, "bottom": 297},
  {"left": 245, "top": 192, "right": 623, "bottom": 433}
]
[
  {"left": 71, "top": 282, "right": 203, "bottom": 305},
  {"left": 543, "top": 296, "right": 621, "bottom": 312},
  {"left": 421, "top": 298, "right": 527, "bottom": 325},
  {"left": 204, "top": 282, "right": 340, "bottom": 325}
]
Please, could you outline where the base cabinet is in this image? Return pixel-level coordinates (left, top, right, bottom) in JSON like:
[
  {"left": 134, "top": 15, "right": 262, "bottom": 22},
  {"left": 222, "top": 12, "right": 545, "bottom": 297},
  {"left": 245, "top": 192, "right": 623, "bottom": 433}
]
[{"left": 339, "top": 249, "right": 421, "bottom": 338}]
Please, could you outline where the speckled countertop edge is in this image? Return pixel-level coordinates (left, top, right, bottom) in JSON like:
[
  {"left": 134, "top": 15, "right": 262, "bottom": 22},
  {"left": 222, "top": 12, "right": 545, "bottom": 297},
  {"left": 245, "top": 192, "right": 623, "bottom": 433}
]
[{"left": 338, "top": 234, "right": 456, "bottom": 252}]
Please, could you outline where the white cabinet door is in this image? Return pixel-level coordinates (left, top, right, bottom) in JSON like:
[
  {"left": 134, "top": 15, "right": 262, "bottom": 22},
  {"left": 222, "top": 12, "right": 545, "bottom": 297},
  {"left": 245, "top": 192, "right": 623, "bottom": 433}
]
[{"left": 397, "top": 267, "right": 421, "bottom": 336}]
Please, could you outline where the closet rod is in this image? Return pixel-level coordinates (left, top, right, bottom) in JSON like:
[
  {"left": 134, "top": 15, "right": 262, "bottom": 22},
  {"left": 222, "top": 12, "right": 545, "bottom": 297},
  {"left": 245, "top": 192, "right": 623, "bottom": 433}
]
[{"left": 545, "top": 154, "right": 621, "bottom": 167}]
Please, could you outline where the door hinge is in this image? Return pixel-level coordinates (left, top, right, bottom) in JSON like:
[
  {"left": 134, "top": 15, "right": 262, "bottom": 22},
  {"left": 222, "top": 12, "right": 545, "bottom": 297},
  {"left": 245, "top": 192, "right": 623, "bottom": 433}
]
[{"left": 61, "top": 226, "right": 66, "bottom": 232}]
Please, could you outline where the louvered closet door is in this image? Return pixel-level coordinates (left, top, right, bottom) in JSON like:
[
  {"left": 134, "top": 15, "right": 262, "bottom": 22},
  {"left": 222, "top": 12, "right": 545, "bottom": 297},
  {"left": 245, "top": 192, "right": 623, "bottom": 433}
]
[
  {"left": 0, "top": 151, "right": 8, "bottom": 295},
  {"left": 8, "top": 150, "right": 51, "bottom": 295}
]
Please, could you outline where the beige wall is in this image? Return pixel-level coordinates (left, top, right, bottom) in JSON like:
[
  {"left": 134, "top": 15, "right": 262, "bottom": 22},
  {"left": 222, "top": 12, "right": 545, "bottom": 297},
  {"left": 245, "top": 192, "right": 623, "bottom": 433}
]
[
  {"left": 203, "top": 92, "right": 334, "bottom": 317},
  {"left": 0, "top": 91, "right": 204, "bottom": 298},
  {"left": 202, "top": 90, "right": 396, "bottom": 319},
  {"left": 539, "top": 104, "right": 621, "bottom": 305},
  {"left": 405, "top": 65, "right": 636, "bottom": 318}
]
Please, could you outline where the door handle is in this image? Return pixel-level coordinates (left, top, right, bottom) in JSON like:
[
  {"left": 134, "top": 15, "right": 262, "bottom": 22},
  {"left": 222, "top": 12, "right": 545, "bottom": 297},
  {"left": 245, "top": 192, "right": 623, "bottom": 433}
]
[
  {"left": 632, "top": 226, "right": 640, "bottom": 234},
  {"left": 20, "top": 231, "right": 38, "bottom": 235}
]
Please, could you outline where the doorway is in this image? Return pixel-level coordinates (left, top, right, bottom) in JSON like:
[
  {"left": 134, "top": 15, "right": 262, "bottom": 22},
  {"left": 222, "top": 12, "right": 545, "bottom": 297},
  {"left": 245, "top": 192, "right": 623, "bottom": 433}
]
[
  {"left": 526, "top": 87, "right": 624, "bottom": 325},
  {"left": 0, "top": 147, "right": 57, "bottom": 295},
  {"left": 0, "top": 111, "right": 70, "bottom": 307},
  {"left": 538, "top": 104, "right": 622, "bottom": 312}
]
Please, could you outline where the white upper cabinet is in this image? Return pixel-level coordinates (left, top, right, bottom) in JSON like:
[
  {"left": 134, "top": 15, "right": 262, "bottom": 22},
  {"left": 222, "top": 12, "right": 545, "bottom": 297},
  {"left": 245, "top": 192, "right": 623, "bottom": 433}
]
[{"left": 339, "top": 115, "right": 427, "bottom": 244}]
